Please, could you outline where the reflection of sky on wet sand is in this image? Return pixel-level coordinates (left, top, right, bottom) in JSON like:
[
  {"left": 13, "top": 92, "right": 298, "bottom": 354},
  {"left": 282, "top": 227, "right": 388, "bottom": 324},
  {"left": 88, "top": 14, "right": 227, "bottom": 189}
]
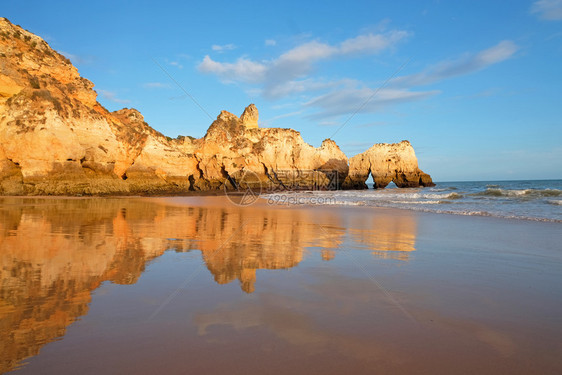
[{"left": 1, "top": 196, "right": 561, "bottom": 374}]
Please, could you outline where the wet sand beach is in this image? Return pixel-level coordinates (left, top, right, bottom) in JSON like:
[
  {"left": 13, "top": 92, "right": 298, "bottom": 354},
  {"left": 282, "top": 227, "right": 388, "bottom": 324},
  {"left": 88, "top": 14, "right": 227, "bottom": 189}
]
[{"left": 0, "top": 196, "right": 561, "bottom": 374}]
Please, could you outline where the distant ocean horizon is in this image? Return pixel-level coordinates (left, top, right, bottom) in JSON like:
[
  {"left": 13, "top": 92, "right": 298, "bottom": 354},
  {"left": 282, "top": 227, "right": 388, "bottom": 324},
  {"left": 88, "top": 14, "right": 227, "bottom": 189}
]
[{"left": 263, "top": 179, "right": 562, "bottom": 223}]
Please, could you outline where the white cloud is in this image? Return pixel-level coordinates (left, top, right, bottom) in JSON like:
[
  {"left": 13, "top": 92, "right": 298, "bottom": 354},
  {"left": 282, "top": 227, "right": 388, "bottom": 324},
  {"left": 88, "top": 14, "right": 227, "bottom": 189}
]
[
  {"left": 142, "top": 82, "right": 171, "bottom": 89},
  {"left": 262, "top": 79, "right": 336, "bottom": 99},
  {"left": 198, "top": 55, "right": 267, "bottom": 84},
  {"left": 197, "top": 30, "right": 517, "bottom": 121},
  {"left": 339, "top": 30, "right": 409, "bottom": 54},
  {"left": 478, "top": 40, "right": 519, "bottom": 64},
  {"left": 303, "top": 41, "right": 517, "bottom": 119},
  {"left": 318, "top": 120, "right": 339, "bottom": 126},
  {"left": 265, "top": 39, "right": 277, "bottom": 46},
  {"left": 169, "top": 61, "right": 183, "bottom": 69},
  {"left": 300, "top": 41, "right": 517, "bottom": 119},
  {"left": 98, "top": 90, "right": 130, "bottom": 104},
  {"left": 391, "top": 41, "right": 519, "bottom": 87},
  {"left": 198, "top": 29, "right": 409, "bottom": 98},
  {"left": 212, "top": 43, "right": 237, "bottom": 52},
  {"left": 278, "top": 41, "right": 337, "bottom": 63},
  {"left": 305, "top": 82, "right": 439, "bottom": 118},
  {"left": 531, "top": 0, "right": 562, "bottom": 20}
]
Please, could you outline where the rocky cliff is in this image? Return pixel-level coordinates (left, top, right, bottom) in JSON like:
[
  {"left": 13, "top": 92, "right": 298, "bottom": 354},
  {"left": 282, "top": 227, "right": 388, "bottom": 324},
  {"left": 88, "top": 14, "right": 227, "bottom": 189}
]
[
  {"left": 343, "top": 141, "right": 434, "bottom": 189},
  {"left": 0, "top": 18, "right": 433, "bottom": 195}
]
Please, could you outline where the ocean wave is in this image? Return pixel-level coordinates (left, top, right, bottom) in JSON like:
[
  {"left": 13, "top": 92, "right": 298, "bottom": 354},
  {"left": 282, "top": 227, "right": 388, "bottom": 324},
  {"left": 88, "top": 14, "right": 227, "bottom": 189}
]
[
  {"left": 385, "top": 206, "right": 561, "bottom": 223},
  {"left": 447, "top": 192, "right": 463, "bottom": 200},
  {"left": 390, "top": 200, "right": 443, "bottom": 205},
  {"left": 430, "top": 186, "right": 458, "bottom": 192},
  {"left": 473, "top": 188, "right": 561, "bottom": 198},
  {"left": 419, "top": 192, "right": 463, "bottom": 200},
  {"left": 382, "top": 192, "right": 464, "bottom": 200},
  {"left": 262, "top": 184, "right": 562, "bottom": 222},
  {"left": 542, "top": 189, "right": 562, "bottom": 197}
]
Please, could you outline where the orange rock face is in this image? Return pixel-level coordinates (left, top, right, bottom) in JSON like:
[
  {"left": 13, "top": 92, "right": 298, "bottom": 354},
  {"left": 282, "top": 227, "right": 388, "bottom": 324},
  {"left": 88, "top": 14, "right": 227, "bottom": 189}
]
[
  {"left": 344, "top": 141, "right": 434, "bottom": 189},
  {"left": 0, "top": 18, "right": 432, "bottom": 195}
]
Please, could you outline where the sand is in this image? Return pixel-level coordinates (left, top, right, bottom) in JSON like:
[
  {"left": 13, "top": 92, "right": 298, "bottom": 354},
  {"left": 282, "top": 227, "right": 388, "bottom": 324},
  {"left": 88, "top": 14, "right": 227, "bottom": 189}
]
[{"left": 0, "top": 196, "right": 561, "bottom": 374}]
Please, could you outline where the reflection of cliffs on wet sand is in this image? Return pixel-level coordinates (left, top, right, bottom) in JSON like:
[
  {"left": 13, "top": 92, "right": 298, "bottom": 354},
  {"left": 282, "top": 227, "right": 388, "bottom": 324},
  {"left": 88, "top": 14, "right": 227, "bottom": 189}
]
[
  {"left": 348, "top": 214, "right": 417, "bottom": 260},
  {"left": 0, "top": 198, "right": 171, "bottom": 373},
  {"left": 0, "top": 197, "right": 417, "bottom": 372}
]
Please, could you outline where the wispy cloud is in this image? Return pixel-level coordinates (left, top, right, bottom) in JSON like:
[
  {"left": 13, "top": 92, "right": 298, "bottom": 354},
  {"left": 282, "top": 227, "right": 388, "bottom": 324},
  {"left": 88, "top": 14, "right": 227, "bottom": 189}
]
[
  {"left": 212, "top": 43, "right": 237, "bottom": 52},
  {"left": 306, "top": 82, "right": 439, "bottom": 119},
  {"left": 199, "top": 56, "right": 267, "bottom": 83},
  {"left": 265, "top": 39, "right": 277, "bottom": 46},
  {"left": 261, "top": 110, "right": 304, "bottom": 126},
  {"left": 169, "top": 61, "right": 183, "bottom": 69},
  {"left": 391, "top": 41, "right": 519, "bottom": 88},
  {"left": 305, "top": 41, "right": 518, "bottom": 119},
  {"left": 318, "top": 120, "right": 339, "bottom": 126},
  {"left": 142, "top": 82, "right": 171, "bottom": 89},
  {"left": 198, "top": 29, "right": 410, "bottom": 99},
  {"left": 98, "top": 90, "right": 130, "bottom": 104},
  {"left": 198, "top": 30, "right": 518, "bottom": 121},
  {"left": 264, "top": 78, "right": 338, "bottom": 99},
  {"left": 339, "top": 32, "right": 408, "bottom": 54},
  {"left": 531, "top": 0, "right": 562, "bottom": 20}
]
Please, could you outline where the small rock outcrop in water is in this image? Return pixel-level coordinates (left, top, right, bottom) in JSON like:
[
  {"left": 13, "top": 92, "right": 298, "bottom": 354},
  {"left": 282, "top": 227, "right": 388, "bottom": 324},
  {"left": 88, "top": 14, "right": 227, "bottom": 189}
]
[
  {"left": 343, "top": 141, "right": 434, "bottom": 189},
  {"left": 0, "top": 18, "right": 433, "bottom": 195}
]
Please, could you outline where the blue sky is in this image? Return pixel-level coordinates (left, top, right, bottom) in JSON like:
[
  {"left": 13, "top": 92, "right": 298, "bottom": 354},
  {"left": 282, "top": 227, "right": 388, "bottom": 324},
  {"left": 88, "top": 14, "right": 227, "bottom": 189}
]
[{"left": 3, "top": 0, "right": 562, "bottom": 181}]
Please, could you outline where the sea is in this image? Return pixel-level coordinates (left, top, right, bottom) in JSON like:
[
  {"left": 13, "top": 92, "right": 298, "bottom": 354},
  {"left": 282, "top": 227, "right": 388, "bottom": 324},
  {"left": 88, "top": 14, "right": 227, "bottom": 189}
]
[{"left": 263, "top": 179, "right": 562, "bottom": 223}]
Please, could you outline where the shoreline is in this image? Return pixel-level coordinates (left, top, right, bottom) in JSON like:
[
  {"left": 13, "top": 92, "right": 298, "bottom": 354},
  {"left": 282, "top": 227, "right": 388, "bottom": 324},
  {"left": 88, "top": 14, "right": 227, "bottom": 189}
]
[
  {"left": 2, "top": 193, "right": 559, "bottom": 224},
  {"left": 2, "top": 191, "right": 561, "bottom": 374}
]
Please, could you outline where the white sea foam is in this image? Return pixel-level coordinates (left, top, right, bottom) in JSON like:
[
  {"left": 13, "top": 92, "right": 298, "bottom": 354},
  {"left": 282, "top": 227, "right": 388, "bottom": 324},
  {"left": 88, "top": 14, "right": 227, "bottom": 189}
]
[
  {"left": 391, "top": 200, "right": 442, "bottom": 205},
  {"left": 261, "top": 180, "right": 562, "bottom": 222}
]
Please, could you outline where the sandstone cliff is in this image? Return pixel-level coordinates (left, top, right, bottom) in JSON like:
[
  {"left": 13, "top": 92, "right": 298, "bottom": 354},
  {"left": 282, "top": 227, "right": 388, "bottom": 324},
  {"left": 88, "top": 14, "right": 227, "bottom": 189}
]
[
  {"left": 343, "top": 141, "right": 434, "bottom": 189},
  {"left": 0, "top": 18, "right": 433, "bottom": 195}
]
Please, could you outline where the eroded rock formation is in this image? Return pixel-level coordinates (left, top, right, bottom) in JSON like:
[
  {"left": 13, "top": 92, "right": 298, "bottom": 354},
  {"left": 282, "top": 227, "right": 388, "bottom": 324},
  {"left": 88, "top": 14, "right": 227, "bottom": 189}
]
[
  {"left": 343, "top": 141, "right": 434, "bottom": 189},
  {"left": 0, "top": 18, "right": 432, "bottom": 195}
]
